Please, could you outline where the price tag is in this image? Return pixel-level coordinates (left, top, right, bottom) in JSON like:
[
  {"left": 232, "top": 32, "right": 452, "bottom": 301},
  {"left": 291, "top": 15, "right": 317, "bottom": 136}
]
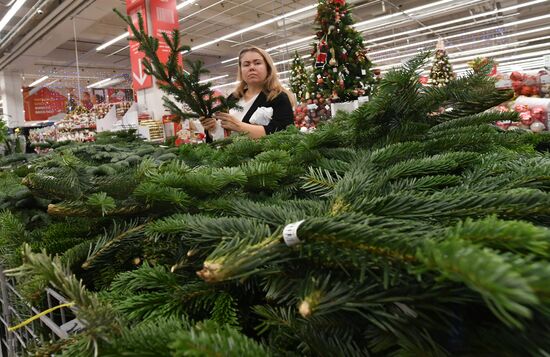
[{"left": 540, "top": 75, "right": 550, "bottom": 84}]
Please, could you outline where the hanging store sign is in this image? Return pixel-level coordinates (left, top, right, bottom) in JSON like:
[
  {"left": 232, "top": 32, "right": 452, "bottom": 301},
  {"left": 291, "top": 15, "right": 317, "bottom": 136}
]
[
  {"left": 150, "top": 0, "right": 181, "bottom": 65},
  {"left": 23, "top": 87, "right": 67, "bottom": 122},
  {"left": 127, "top": 0, "right": 153, "bottom": 90}
]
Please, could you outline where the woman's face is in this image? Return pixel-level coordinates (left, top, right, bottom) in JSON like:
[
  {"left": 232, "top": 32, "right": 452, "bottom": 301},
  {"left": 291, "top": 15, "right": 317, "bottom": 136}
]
[{"left": 240, "top": 51, "right": 268, "bottom": 86}]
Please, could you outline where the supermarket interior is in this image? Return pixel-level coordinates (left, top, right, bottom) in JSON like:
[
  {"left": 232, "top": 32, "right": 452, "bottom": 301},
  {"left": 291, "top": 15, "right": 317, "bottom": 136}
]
[{"left": 1, "top": 0, "right": 550, "bottom": 356}]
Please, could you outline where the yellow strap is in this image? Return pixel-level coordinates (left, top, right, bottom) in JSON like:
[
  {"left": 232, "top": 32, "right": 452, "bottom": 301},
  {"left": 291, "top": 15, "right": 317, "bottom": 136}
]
[{"left": 8, "top": 302, "right": 75, "bottom": 332}]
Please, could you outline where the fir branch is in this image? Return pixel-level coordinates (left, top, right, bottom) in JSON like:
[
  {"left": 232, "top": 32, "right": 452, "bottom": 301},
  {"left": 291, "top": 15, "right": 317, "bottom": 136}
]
[
  {"left": 211, "top": 292, "right": 240, "bottom": 328},
  {"left": 429, "top": 111, "right": 520, "bottom": 134},
  {"left": 301, "top": 167, "right": 342, "bottom": 197},
  {"left": 450, "top": 216, "right": 550, "bottom": 257},
  {"left": 103, "top": 317, "right": 190, "bottom": 357},
  {"left": 133, "top": 182, "right": 190, "bottom": 208},
  {"left": 418, "top": 239, "right": 538, "bottom": 328},
  {"left": 82, "top": 221, "right": 146, "bottom": 270},
  {"left": 115, "top": 10, "right": 240, "bottom": 119},
  {"left": 169, "top": 320, "right": 272, "bottom": 357},
  {"left": 47, "top": 200, "right": 149, "bottom": 217},
  {"left": 146, "top": 213, "right": 272, "bottom": 247}
]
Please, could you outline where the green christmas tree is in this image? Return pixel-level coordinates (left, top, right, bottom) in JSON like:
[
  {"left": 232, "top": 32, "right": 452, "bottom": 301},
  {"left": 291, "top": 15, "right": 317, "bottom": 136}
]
[
  {"left": 429, "top": 39, "right": 455, "bottom": 86},
  {"left": 5, "top": 53, "right": 550, "bottom": 356},
  {"left": 115, "top": 10, "right": 240, "bottom": 120},
  {"left": 310, "top": 0, "right": 374, "bottom": 102},
  {"left": 289, "top": 51, "right": 309, "bottom": 103}
]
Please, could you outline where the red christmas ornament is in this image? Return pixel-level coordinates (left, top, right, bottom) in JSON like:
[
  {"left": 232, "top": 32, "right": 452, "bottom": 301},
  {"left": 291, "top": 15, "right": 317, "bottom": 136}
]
[
  {"left": 520, "top": 112, "right": 533, "bottom": 126},
  {"left": 520, "top": 86, "right": 532, "bottom": 96},
  {"left": 532, "top": 107, "right": 545, "bottom": 120},
  {"left": 510, "top": 71, "right": 523, "bottom": 81},
  {"left": 317, "top": 77, "right": 324, "bottom": 84}
]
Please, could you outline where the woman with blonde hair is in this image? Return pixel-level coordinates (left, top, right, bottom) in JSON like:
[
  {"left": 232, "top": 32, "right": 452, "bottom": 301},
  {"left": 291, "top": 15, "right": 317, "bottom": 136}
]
[{"left": 201, "top": 46, "right": 296, "bottom": 140}]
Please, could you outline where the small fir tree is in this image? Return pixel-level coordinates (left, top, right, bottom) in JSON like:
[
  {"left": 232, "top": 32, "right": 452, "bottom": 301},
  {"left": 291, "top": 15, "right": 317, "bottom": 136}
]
[
  {"left": 289, "top": 51, "right": 309, "bottom": 103},
  {"left": 429, "top": 39, "right": 455, "bottom": 86},
  {"left": 115, "top": 10, "right": 239, "bottom": 120},
  {"left": 310, "top": 0, "right": 374, "bottom": 102}
]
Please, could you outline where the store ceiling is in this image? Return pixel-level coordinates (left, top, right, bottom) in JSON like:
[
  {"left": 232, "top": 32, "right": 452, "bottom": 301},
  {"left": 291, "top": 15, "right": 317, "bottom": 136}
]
[{"left": 0, "top": 0, "right": 549, "bottom": 90}]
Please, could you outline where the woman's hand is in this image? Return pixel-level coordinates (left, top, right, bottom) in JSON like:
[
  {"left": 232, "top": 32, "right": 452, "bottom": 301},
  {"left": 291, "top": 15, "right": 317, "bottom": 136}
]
[
  {"left": 214, "top": 112, "right": 243, "bottom": 132},
  {"left": 199, "top": 117, "right": 217, "bottom": 131}
]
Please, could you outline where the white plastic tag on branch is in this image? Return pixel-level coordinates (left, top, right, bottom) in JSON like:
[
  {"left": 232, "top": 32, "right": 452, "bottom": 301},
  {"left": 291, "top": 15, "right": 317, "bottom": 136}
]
[{"left": 283, "top": 220, "right": 305, "bottom": 247}]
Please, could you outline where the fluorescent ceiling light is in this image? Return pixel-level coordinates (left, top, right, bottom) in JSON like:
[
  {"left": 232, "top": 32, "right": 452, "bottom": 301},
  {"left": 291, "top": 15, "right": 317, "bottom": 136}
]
[
  {"left": 0, "top": 0, "right": 27, "bottom": 33},
  {"left": 370, "top": 14, "right": 550, "bottom": 64},
  {"left": 365, "top": 0, "right": 547, "bottom": 46},
  {"left": 220, "top": 35, "right": 316, "bottom": 65},
  {"left": 97, "top": 32, "right": 130, "bottom": 51},
  {"left": 354, "top": 0, "right": 456, "bottom": 29},
  {"left": 176, "top": 0, "right": 196, "bottom": 10},
  {"left": 221, "top": 56, "right": 238, "bottom": 64},
  {"left": 260, "top": 0, "right": 546, "bottom": 66},
  {"left": 190, "top": 4, "right": 317, "bottom": 52},
  {"left": 266, "top": 35, "right": 316, "bottom": 53},
  {"left": 451, "top": 40, "right": 550, "bottom": 63},
  {"left": 96, "top": 78, "right": 126, "bottom": 88},
  {"left": 198, "top": 74, "right": 228, "bottom": 83},
  {"left": 29, "top": 75, "right": 49, "bottom": 87},
  {"left": 367, "top": 15, "right": 550, "bottom": 55},
  {"left": 369, "top": 25, "right": 550, "bottom": 58},
  {"left": 87, "top": 78, "right": 112, "bottom": 88}
]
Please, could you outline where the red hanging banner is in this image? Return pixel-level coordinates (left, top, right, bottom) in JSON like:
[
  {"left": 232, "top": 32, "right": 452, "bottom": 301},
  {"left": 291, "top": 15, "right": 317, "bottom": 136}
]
[
  {"left": 127, "top": 0, "right": 153, "bottom": 90},
  {"left": 126, "top": 0, "right": 145, "bottom": 12},
  {"left": 23, "top": 87, "right": 67, "bottom": 121},
  {"left": 150, "top": 0, "right": 180, "bottom": 64}
]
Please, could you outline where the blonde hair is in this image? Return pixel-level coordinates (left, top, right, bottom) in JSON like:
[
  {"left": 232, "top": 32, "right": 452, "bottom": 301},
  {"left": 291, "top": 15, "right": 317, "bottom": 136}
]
[{"left": 233, "top": 46, "right": 296, "bottom": 107}]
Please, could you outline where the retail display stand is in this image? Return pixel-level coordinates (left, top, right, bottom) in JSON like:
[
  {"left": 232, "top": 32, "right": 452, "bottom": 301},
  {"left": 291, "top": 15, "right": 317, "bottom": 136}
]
[
  {"left": 96, "top": 105, "right": 117, "bottom": 132},
  {"left": 97, "top": 103, "right": 140, "bottom": 133},
  {"left": 113, "top": 103, "right": 139, "bottom": 131},
  {"left": 331, "top": 100, "right": 359, "bottom": 117}
]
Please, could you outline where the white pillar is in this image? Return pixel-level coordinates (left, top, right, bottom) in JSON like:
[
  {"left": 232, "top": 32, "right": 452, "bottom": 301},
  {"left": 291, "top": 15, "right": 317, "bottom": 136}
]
[
  {"left": 136, "top": 82, "right": 167, "bottom": 120},
  {"left": 0, "top": 71, "right": 24, "bottom": 128}
]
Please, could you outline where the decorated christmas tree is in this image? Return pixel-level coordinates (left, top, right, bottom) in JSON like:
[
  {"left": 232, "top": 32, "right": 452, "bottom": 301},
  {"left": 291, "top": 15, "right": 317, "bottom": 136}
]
[
  {"left": 429, "top": 39, "right": 455, "bottom": 86},
  {"left": 310, "top": 0, "right": 374, "bottom": 102},
  {"left": 65, "top": 94, "right": 78, "bottom": 113},
  {"left": 289, "top": 51, "right": 309, "bottom": 103}
]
